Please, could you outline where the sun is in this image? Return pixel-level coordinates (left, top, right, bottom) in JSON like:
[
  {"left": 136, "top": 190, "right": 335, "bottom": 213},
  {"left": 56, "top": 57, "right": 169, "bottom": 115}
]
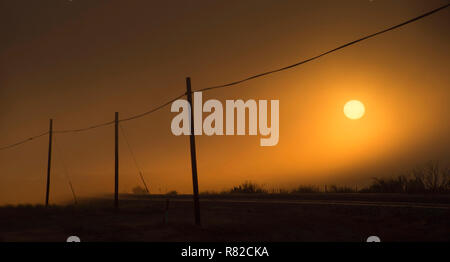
[{"left": 344, "top": 100, "right": 365, "bottom": 120}]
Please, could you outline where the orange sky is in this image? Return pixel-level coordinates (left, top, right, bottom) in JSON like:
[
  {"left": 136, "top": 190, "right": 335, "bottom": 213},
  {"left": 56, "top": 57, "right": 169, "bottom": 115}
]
[{"left": 0, "top": 0, "right": 449, "bottom": 205}]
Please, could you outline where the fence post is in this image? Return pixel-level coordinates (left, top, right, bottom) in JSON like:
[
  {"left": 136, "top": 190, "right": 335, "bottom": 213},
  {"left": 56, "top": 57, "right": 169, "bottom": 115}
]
[
  {"left": 186, "top": 77, "right": 201, "bottom": 226},
  {"left": 115, "top": 112, "right": 119, "bottom": 208},
  {"left": 45, "top": 119, "right": 53, "bottom": 207}
]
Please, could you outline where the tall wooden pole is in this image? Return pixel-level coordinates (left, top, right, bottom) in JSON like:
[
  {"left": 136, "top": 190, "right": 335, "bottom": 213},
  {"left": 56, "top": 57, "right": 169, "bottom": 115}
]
[
  {"left": 115, "top": 112, "right": 119, "bottom": 208},
  {"left": 186, "top": 77, "right": 201, "bottom": 226},
  {"left": 45, "top": 119, "right": 53, "bottom": 207}
]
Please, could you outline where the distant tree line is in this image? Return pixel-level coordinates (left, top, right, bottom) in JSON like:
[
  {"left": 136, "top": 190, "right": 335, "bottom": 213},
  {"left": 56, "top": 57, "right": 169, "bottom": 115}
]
[
  {"left": 360, "top": 161, "right": 449, "bottom": 193},
  {"left": 133, "top": 162, "right": 450, "bottom": 195},
  {"left": 225, "top": 162, "right": 449, "bottom": 194}
]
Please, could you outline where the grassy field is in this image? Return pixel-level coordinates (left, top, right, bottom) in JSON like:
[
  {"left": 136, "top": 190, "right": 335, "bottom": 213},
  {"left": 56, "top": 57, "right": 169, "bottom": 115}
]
[{"left": 0, "top": 194, "right": 449, "bottom": 242}]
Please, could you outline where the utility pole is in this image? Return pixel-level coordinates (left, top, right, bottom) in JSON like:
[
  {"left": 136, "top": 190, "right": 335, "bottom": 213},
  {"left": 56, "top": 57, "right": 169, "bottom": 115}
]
[
  {"left": 186, "top": 77, "right": 201, "bottom": 226},
  {"left": 115, "top": 112, "right": 119, "bottom": 208},
  {"left": 45, "top": 119, "right": 53, "bottom": 207}
]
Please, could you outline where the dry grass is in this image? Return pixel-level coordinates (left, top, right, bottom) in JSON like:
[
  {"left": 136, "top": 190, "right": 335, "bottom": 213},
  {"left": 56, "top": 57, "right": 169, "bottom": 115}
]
[{"left": 0, "top": 194, "right": 449, "bottom": 242}]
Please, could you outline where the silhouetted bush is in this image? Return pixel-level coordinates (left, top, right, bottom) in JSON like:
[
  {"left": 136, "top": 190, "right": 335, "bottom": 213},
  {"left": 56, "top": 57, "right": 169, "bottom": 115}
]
[
  {"left": 361, "top": 162, "right": 450, "bottom": 193},
  {"left": 271, "top": 188, "right": 290, "bottom": 194},
  {"left": 229, "top": 181, "right": 267, "bottom": 194},
  {"left": 327, "top": 185, "right": 356, "bottom": 193},
  {"left": 166, "top": 190, "right": 178, "bottom": 196},
  {"left": 132, "top": 186, "right": 149, "bottom": 195},
  {"left": 215, "top": 162, "right": 449, "bottom": 195},
  {"left": 361, "top": 176, "right": 407, "bottom": 193}
]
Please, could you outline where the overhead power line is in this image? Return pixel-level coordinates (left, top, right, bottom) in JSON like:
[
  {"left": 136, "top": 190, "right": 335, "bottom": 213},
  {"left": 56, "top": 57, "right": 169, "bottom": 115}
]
[
  {"left": 53, "top": 120, "right": 115, "bottom": 134},
  {"left": 195, "top": 3, "right": 450, "bottom": 93},
  {"left": 118, "top": 93, "right": 186, "bottom": 123},
  {"left": 51, "top": 93, "right": 186, "bottom": 134},
  {"left": 0, "top": 93, "right": 185, "bottom": 149},
  {"left": 0, "top": 131, "right": 49, "bottom": 150},
  {"left": 0, "top": 3, "right": 448, "bottom": 150}
]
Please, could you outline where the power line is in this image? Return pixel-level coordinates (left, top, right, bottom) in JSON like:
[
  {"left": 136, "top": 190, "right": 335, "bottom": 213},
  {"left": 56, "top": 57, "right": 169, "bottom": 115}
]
[
  {"left": 48, "top": 2, "right": 450, "bottom": 131},
  {"left": 51, "top": 93, "right": 186, "bottom": 134},
  {"left": 0, "top": 3, "right": 448, "bottom": 150},
  {"left": 0, "top": 131, "right": 49, "bottom": 151},
  {"left": 53, "top": 120, "right": 115, "bottom": 134},
  {"left": 119, "top": 93, "right": 186, "bottom": 123},
  {"left": 195, "top": 3, "right": 449, "bottom": 93},
  {"left": 0, "top": 93, "right": 185, "bottom": 149}
]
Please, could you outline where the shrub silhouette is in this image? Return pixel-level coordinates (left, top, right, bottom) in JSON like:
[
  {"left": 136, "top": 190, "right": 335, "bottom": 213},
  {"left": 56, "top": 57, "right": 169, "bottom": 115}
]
[
  {"left": 327, "top": 185, "right": 356, "bottom": 193},
  {"left": 211, "top": 162, "right": 450, "bottom": 195},
  {"left": 166, "top": 190, "right": 178, "bottom": 196},
  {"left": 229, "top": 181, "right": 267, "bottom": 194},
  {"left": 361, "top": 161, "right": 449, "bottom": 193},
  {"left": 132, "top": 186, "right": 148, "bottom": 195}
]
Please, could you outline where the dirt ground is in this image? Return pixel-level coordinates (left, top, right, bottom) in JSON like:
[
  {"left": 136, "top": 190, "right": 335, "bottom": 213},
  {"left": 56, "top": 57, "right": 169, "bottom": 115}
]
[{"left": 0, "top": 194, "right": 448, "bottom": 242}]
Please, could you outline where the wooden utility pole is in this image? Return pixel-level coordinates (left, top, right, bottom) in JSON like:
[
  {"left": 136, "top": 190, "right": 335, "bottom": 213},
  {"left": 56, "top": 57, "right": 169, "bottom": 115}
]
[
  {"left": 45, "top": 119, "right": 53, "bottom": 207},
  {"left": 186, "top": 77, "right": 201, "bottom": 226},
  {"left": 115, "top": 112, "right": 119, "bottom": 208}
]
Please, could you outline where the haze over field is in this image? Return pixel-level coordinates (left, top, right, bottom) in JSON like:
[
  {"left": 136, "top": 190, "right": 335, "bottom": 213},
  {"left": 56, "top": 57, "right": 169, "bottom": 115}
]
[{"left": 0, "top": 0, "right": 449, "bottom": 205}]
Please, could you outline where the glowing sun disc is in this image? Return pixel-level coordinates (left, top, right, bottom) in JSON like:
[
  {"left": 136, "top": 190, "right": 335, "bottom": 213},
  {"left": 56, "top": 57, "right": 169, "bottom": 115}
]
[{"left": 344, "top": 100, "right": 365, "bottom": 120}]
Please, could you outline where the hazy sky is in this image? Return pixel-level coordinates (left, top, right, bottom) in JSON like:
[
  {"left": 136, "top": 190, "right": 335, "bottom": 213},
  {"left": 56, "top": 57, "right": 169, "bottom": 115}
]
[{"left": 1, "top": 0, "right": 449, "bottom": 204}]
